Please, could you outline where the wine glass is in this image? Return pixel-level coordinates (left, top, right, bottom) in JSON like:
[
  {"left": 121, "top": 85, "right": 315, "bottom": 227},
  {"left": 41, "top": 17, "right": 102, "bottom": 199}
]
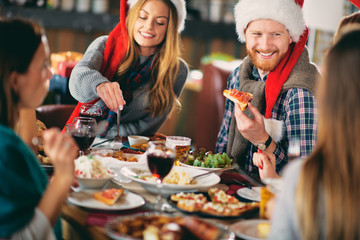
[
  {"left": 69, "top": 117, "right": 97, "bottom": 156},
  {"left": 146, "top": 141, "right": 176, "bottom": 211},
  {"left": 79, "top": 104, "right": 103, "bottom": 122}
]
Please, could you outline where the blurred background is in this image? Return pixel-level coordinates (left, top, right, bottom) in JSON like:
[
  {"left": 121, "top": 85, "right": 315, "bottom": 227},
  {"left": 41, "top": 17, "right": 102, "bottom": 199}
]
[{"left": 0, "top": 0, "right": 358, "bottom": 151}]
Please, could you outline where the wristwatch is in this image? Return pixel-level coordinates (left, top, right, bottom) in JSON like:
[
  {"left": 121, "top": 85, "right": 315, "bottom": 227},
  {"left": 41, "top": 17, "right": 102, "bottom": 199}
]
[{"left": 256, "top": 135, "right": 272, "bottom": 151}]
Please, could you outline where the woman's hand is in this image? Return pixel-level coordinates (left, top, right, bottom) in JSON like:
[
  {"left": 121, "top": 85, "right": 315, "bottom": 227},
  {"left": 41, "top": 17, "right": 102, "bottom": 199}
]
[
  {"left": 96, "top": 82, "right": 126, "bottom": 112},
  {"left": 253, "top": 150, "right": 279, "bottom": 179},
  {"left": 42, "top": 128, "right": 78, "bottom": 181}
]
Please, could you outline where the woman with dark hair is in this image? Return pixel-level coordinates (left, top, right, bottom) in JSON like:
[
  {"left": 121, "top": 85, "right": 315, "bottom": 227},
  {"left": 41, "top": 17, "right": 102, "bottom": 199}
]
[
  {"left": 67, "top": 0, "right": 188, "bottom": 138},
  {"left": 0, "top": 18, "right": 78, "bottom": 239},
  {"left": 269, "top": 27, "right": 360, "bottom": 240}
]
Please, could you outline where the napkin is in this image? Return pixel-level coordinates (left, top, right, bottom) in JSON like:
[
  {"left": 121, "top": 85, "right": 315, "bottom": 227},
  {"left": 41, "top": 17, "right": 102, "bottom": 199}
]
[{"left": 220, "top": 172, "right": 248, "bottom": 195}]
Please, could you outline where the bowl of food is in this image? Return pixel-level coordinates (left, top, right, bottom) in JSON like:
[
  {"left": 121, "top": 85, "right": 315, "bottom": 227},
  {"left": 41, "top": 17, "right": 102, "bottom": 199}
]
[
  {"left": 75, "top": 155, "right": 113, "bottom": 189},
  {"left": 120, "top": 166, "right": 221, "bottom": 196},
  {"left": 128, "top": 135, "right": 149, "bottom": 148}
]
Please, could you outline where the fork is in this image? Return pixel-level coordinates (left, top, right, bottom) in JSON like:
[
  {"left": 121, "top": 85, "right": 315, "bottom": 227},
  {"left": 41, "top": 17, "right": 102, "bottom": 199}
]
[
  {"left": 113, "top": 108, "right": 122, "bottom": 151},
  {"left": 190, "top": 166, "right": 234, "bottom": 183}
]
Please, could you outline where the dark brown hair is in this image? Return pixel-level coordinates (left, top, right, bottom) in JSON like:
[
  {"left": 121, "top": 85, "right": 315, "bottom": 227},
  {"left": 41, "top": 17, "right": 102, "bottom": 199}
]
[{"left": 0, "top": 18, "right": 44, "bottom": 128}]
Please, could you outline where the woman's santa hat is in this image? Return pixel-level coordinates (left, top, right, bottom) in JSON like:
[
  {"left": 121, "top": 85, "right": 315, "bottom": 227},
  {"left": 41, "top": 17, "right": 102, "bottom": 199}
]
[
  {"left": 64, "top": 0, "right": 187, "bottom": 130},
  {"left": 128, "top": 0, "right": 187, "bottom": 32}
]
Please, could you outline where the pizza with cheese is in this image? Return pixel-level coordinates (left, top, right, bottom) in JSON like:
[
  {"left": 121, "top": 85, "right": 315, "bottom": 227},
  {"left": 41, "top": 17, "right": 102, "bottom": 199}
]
[
  {"left": 223, "top": 89, "right": 253, "bottom": 111},
  {"left": 93, "top": 188, "right": 124, "bottom": 206},
  {"left": 170, "top": 188, "right": 259, "bottom": 217}
]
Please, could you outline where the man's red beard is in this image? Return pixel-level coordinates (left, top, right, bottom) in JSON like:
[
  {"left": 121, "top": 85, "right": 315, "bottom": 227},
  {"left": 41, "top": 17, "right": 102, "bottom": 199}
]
[{"left": 247, "top": 48, "right": 287, "bottom": 72}]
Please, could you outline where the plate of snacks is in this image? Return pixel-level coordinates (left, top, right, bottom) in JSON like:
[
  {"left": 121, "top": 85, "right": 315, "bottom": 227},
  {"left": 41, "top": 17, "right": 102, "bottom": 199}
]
[
  {"left": 179, "top": 148, "right": 233, "bottom": 171},
  {"left": 68, "top": 185, "right": 145, "bottom": 211},
  {"left": 105, "top": 212, "right": 233, "bottom": 240},
  {"left": 120, "top": 166, "right": 221, "bottom": 196},
  {"left": 230, "top": 219, "right": 270, "bottom": 240},
  {"left": 168, "top": 188, "right": 259, "bottom": 219}
]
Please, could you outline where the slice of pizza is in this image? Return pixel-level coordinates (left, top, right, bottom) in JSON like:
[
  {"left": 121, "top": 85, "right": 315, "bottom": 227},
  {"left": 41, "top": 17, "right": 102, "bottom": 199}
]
[
  {"left": 170, "top": 192, "right": 207, "bottom": 203},
  {"left": 93, "top": 188, "right": 124, "bottom": 206},
  {"left": 177, "top": 199, "right": 206, "bottom": 212},
  {"left": 208, "top": 188, "right": 239, "bottom": 204},
  {"left": 223, "top": 89, "right": 253, "bottom": 111}
]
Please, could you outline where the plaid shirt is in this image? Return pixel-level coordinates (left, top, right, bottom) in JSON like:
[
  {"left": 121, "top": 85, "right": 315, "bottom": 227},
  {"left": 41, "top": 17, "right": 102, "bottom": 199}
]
[{"left": 216, "top": 66, "right": 318, "bottom": 175}]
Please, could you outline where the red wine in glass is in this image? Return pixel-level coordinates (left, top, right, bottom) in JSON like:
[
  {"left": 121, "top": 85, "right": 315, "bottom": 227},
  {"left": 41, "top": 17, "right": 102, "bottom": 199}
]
[
  {"left": 147, "top": 154, "right": 174, "bottom": 180},
  {"left": 72, "top": 133, "right": 95, "bottom": 152}
]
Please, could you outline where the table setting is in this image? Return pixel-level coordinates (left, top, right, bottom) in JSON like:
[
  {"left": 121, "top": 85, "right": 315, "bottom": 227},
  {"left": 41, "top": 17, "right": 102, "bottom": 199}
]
[{"left": 52, "top": 127, "right": 278, "bottom": 240}]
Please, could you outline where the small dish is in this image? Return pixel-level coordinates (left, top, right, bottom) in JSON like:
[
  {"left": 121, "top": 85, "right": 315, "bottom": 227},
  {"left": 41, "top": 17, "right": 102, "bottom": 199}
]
[
  {"left": 230, "top": 219, "right": 270, "bottom": 240},
  {"left": 127, "top": 135, "right": 149, "bottom": 146}
]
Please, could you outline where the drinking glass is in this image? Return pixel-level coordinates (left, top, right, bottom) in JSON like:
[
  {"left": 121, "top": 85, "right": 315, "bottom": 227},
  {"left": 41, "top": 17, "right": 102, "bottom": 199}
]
[
  {"left": 146, "top": 141, "right": 176, "bottom": 211},
  {"left": 69, "top": 117, "right": 97, "bottom": 156},
  {"left": 79, "top": 104, "right": 103, "bottom": 122},
  {"left": 165, "top": 136, "right": 191, "bottom": 164}
]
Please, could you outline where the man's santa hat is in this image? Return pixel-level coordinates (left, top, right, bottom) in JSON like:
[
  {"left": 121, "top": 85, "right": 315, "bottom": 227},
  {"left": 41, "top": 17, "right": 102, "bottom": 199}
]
[
  {"left": 234, "top": 0, "right": 305, "bottom": 43},
  {"left": 233, "top": 0, "right": 308, "bottom": 120}
]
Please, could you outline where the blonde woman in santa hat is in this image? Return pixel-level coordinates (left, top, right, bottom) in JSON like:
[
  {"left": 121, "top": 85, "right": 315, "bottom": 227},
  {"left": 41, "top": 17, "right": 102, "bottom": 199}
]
[
  {"left": 269, "top": 27, "right": 360, "bottom": 240},
  {"left": 67, "top": 0, "right": 188, "bottom": 138},
  {"left": 0, "top": 18, "right": 78, "bottom": 239},
  {"left": 216, "top": 0, "right": 320, "bottom": 178}
]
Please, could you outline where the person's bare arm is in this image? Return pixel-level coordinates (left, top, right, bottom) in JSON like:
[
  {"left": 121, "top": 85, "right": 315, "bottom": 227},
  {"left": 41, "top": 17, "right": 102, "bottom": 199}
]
[
  {"left": 37, "top": 129, "right": 78, "bottom": 225},
  {"left": 18, "top": 109, "right": 37, "bottom": 153}
]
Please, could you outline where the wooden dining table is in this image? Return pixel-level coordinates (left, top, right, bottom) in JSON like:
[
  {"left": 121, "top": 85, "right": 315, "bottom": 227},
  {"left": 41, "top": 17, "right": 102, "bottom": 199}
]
[{"left": 60, "top": 174, "right": 260, "bottom": 240}]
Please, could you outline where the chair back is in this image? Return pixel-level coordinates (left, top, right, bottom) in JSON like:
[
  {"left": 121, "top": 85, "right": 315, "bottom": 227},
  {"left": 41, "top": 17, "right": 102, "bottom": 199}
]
[{"left": 36, "top": 104, "right": 76, "bottom": 129}]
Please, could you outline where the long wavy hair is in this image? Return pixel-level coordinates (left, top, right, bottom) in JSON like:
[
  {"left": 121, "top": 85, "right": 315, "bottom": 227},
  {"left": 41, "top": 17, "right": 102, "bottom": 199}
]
[
  {"left": 117, "top": 0, "right": 181, "bottom": 116},
  {"left": 296, "top": 28, "right": 360, "bottom": 240},
  {"left": 0, "top": 18, "right": 44, "bottom": 129}
]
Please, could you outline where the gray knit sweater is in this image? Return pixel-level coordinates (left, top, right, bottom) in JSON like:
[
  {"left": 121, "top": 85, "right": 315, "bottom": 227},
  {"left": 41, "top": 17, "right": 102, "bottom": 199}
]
[{"left": 69, "top": 36, "right": 189, "bottom": 138}]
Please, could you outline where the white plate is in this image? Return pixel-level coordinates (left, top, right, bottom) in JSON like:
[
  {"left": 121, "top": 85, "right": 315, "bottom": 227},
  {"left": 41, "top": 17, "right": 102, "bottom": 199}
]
[
  {"left": 236, "top": 187, "right": 262, "bottom": 202},
  {"left": 68, "top": 188, "right": 145, "bottom": 211},
  {"left": 178, "top": 161, "right": 223, "bottom": 171},
  {"left": 120, "top": 166, "right": 221, "bottom": 196},
  {"left": 230, "top": 219, "right": 270, "bottom": 240}
]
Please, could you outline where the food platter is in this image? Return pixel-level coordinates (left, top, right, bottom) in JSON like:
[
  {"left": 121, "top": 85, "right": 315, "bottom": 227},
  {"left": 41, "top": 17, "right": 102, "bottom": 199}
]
[
  {"left": 105, "top": 212, "right": 235, "bottom": 240},
  {"left": 167, "top": 191, "right": 259, "bottom": 220},
  {"left": 120, "top": 166, "right": 221, "bottom": 196},
  {"left": 67, "top": 187, "right": 145, "bottom": 211},
  {"left": 230, "top": 219, "right": 270, "bottom": 240}
]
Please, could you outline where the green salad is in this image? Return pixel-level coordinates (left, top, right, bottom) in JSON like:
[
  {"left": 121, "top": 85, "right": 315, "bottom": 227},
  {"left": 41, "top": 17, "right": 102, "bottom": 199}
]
[{"left": 180, "top": 148, "right": 232, "bottom": 168}]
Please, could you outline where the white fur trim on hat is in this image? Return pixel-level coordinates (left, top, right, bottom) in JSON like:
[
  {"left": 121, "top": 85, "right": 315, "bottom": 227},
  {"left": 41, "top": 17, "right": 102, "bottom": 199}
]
[
  {"left": 264, "top": 118, "right": 284, "bottom": 143},
  {"left": 128, "top": 0, "right": 186, "bottom": 32},
  {"left": 234, "top": 0, "right": 305, "bottom": 42}
]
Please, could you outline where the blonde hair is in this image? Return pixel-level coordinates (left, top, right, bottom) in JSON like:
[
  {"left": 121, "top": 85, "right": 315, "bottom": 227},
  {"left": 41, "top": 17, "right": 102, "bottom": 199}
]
[
  {"left": 117, "top": 0, "right": 181, "bottom": 116},
  {"left": 296, "top": 27, "right": 360, "bottom": 240},
  {"left": 0, "top": 18, "right": 44, "bottom": 129}
]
